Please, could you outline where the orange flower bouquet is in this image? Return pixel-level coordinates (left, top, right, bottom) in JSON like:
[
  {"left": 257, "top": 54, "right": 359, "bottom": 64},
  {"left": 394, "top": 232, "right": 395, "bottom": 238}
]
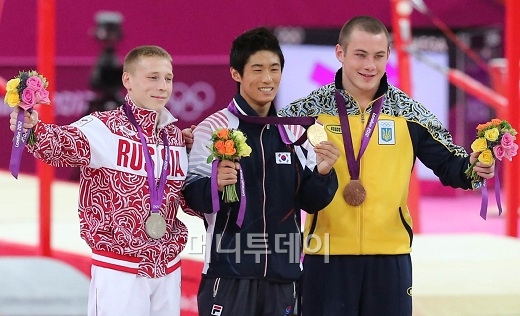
[{"left": 207, "top": 128, "right": 252, "bottom": 202}]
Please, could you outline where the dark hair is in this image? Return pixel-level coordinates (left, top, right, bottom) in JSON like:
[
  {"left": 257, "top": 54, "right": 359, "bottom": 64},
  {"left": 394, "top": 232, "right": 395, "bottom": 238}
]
[
  {"left": 338, "top": 16, "right": 390, "bottom": 49},
  {"left": 230, "top": 27, "right": 285, "bottom": 77}
]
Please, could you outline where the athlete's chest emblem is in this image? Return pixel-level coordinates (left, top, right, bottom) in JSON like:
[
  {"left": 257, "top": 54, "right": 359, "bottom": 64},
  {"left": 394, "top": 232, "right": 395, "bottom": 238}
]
[
  {"left": 378, "top": 120, "right": 396, "bottom": 145},
  {"left": 276, "top": 152, "right": 291, "bottom": 164}
]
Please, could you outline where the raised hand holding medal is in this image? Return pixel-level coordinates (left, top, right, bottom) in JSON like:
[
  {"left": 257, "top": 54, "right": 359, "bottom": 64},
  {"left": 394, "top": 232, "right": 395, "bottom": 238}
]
[
  {"left": 335, "top": 90, "right": 384, "bottom": 206},
  {"left": 307, "top": 121, "right": 328, "bottom": 146}
]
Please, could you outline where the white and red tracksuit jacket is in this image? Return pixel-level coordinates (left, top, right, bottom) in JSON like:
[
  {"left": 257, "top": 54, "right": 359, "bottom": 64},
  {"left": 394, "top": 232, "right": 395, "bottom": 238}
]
[{"left": 28, "top": 101, "right": 190, "bottom": 278}]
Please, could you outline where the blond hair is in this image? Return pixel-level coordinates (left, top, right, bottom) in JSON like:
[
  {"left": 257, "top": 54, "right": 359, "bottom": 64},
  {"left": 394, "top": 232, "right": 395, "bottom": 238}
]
[{"left": 123, "top": 45, "right": 172, "bottom": 73}]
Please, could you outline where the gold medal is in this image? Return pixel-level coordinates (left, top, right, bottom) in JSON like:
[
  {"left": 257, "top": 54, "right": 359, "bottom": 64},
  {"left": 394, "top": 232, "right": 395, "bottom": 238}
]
[
  {"left": 307, "top": 123, "right": 328, "bottom": 146},
  {"left": 145, "top": 213, "right": 167, "bottom": 239},
  {"left": 343, "top": 179, "right": 366, "bottom": 206}
]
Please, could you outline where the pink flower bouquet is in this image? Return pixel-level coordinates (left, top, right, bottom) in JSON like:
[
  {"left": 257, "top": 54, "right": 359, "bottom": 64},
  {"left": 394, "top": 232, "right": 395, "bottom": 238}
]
[
  {"left": 465, "top": 118, "right": 518, "bottom": 219},
  {"left": 4, "top": 70, "right": 50, "bottom": 178},
  {"left": 465, "top": 118, "right": 518, "bottom": 186},
  {"left": 4, "top": 70, "right": 50, "bottom": 144}
]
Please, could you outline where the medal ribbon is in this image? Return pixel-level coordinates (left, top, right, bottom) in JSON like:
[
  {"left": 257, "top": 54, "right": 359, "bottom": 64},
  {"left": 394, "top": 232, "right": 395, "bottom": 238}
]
[
  {"left": 227, "top": 100, "right": 315, "bottom": 145},
  {"left": 124, "top": 103, "right": 170, "bottom": 214},
  {"left": 335, "top": 90, "right": 384, "bottom": 180}
]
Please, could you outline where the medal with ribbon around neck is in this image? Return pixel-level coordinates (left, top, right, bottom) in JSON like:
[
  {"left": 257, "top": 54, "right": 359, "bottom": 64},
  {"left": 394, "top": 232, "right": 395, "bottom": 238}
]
[
  {"left": 335, "top": 90, "right": 384, "bottom": 206},
  {"left": 125, "top": 102, "right": 170, "bottom": 239}
]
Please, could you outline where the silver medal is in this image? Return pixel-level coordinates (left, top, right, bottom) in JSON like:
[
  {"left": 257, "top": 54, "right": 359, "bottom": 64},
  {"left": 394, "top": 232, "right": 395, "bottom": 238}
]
[{"left": 145, "top": 213, "right": 167, "bottom": 239}]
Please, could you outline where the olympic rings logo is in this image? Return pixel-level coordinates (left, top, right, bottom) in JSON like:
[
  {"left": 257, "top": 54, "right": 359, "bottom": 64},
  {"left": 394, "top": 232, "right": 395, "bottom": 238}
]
[{"left": 168, "top": 81, "right": 216, "bottom": 121}]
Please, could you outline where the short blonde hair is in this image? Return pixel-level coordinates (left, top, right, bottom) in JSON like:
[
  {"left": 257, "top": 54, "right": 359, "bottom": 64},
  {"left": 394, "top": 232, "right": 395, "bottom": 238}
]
[{"left": 123, "top": 45, "right": 172, "bottom": 73}]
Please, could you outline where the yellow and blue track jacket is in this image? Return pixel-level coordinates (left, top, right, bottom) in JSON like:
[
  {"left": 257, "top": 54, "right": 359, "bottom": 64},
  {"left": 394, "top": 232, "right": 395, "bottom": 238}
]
[{"left": 278, "top": 70, "right": 474, "bottom": 256}]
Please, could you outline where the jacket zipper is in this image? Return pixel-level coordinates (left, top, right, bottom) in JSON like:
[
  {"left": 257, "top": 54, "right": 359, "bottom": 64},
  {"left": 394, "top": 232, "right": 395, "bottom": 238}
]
[
  {"left": 260, "top": 126, "right": 268, "bottom": 277},
  {"left": 212, "top": 277, "right": 221, "bottom": 298},
  {"left": 294, "top": 213, "right": 302, "bottom": 264},
  {"left": 216, "top": 210, "right": 231, "bottom": 252},
  {"left": 358, "top": 95, "right": 383, "bottom": 254},
  {"left": 359, "top": 111, "right": 364, "bottom": 253}
]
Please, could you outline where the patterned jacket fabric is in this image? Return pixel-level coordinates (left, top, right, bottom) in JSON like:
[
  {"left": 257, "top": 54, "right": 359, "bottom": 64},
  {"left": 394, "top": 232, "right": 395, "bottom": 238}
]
[
  {"left": 278, "top": 69, "right": 475, "bottom": 256},
  {"left": 28, "top": 100, "right": 189, "bottom": 278}
]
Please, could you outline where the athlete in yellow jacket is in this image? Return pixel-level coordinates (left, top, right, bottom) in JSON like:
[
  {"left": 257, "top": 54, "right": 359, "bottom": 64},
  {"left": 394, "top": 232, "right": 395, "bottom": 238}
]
[{"left": 278, "top": 15, "right": 496, "bottom": 316}]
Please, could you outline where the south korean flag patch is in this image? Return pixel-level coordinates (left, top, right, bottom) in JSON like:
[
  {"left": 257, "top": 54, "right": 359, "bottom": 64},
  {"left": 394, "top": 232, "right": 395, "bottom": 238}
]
[{"left": 275, "top": 152, "right": 291, "bottom": 164}]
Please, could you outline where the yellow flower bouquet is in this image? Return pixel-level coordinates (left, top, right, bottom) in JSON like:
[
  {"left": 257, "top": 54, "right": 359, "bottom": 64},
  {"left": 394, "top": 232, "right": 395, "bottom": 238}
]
[{"left": 207, "top": 127, "right": 252, "bottom": 202}]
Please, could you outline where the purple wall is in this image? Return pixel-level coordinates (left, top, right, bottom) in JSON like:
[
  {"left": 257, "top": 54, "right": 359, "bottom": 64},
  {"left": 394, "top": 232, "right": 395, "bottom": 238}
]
[
  {"left": 0, "top": 1, "right": 504, "bottom": 58},
  {"left": 0, "top": 1, "right": 505, "bottom": 179}
]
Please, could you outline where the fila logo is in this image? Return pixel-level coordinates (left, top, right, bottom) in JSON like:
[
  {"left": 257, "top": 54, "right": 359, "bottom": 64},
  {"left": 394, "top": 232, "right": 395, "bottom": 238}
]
[
  {"left": 378, "top": 120, "right": 395, "bottom": 145},
  {"left": 211, "top": 304, "right": 223, "bottom": 316},
  {"left": 275, "top": 152, "right": 291, "bottom": 164}
]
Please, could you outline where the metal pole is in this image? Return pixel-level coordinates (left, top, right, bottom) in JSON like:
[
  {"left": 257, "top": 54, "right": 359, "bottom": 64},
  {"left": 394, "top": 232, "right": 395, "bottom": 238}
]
[
  {"left": 391, "top": 0, "right": 421, "bottom": 232},
  {"left": 37, "top": 0, "right": 56, "bottom": 256},
  {"left": 505, "top": 0, "right": 519, "bottom": 237}
]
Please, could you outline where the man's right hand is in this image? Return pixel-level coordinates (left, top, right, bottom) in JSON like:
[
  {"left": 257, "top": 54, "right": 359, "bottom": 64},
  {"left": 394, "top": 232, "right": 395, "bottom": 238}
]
[
  {"left": 216, "top": 159, "right": 239, "bottom": 192},
  {"left": 10, "top": 107, "right": 39, "bottom": 132}
]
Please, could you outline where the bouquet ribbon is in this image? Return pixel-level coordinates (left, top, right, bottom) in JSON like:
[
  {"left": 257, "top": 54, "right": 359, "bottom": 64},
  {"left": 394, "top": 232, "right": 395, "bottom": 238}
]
[
  {"left": 211, "top": 159, "right": 247, "bottom": 227},
  {"left": 9, "top": 108, "right": 31, "bottom": 179},
  {"left": 479, "top": 163, "right": 503, "bottom": 220}
]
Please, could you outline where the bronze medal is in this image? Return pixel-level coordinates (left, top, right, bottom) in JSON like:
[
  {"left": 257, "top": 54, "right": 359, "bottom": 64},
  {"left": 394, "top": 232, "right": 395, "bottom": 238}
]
[
  {"left": 343, "top": 179, "right": 366, "bottom": 206},
  {"left": 145, "top": 213, "right": 167, "bottom": 239},
  {"left": 307, "top": 123, "right": 328, "bottom": 146}
]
